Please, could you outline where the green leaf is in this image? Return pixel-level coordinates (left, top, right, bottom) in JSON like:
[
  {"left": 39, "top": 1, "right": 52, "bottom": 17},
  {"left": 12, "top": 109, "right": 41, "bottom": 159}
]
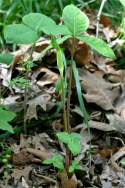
[
  {"left": 120, "top": 0, "right": 125, "bottom": 8},
  {"left": 43, "top": 154, "right": 64, "bottom": 171},
  {"left": 77, "top": 35, "right": 116, "bottom": 59},
  {"left": 69, "top": 165, "right": 74, "bottom": 173},
  {"left": 51, "top": 37, "right": 64, "bottom": 78},
  {"left": 68, "top": 141, "right": 81, "bottom": 156},
  {"left": 0, "top": 53, "right": 14, "bottom": 65},
  {"left": 57, "top": 132, "right": 70, "bottom": 144},
  {"left": 0, "top": 107, "right": 16, "bottom": 133},
  {"left": 43, "top": 158, "right": 53, "bottom": 165},
  {"left": 62, "top": 4, "right": 89, "bottom": 36},
  {"left": 53, "top": 155, "right": 64, "bottom": 170},
  {"left": 50, "top": 25, "right": 71, "bottom": 35},
  {"left": 72, "top": 60, "right": 88, "bottom": 125},
  {"left": 69, "top": 160, "right": 81, "bottom": 172},
  {"left": 4, "top": 24, "right": 39, "bottom": 44},
  {"left": 57, "top": 132, "right": 81, "bottom": 156},
  {"left": 23, "top": 13, "right": 71, "bottom": 35},
  {"left": 23, "top": 13, "right": 56, "bottom": 34},
  {"left": 68, "top": 133, "right": 81, "bottom": 156},
  {"left": 55, "top": 79, "right": 62, "bottom": 92},
  {"left": 70, "top": 133, "right": 81, "bottom": 143}
]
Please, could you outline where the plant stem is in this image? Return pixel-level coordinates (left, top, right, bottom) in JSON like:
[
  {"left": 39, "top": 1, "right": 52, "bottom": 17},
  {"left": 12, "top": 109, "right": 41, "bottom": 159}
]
[
  {"left": 67, "top": 38, "right": 75, "bottom": 132},
  {"left": 0, "top": 68, "right": 1, "bottom": 105},
  {"left": 66, "top": 65, "right": 72, "bottom": 132},
  {"left": 96, "top": 0, "right": 107, "bottom": 37},
  {"left": 23, "top": 86, "right": 28, "bottom": 134},
  {"left": 62, "top": 80, "right": 67, "bottom": 132},
  {"left": 65, "top": 38, "right": 76, "bottom": 173}
]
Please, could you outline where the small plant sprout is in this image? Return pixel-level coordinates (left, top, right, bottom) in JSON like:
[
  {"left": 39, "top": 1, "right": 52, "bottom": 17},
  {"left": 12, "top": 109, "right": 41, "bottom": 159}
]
[{"left": 9, "top": 76, "right": 30, "bottom": 89}]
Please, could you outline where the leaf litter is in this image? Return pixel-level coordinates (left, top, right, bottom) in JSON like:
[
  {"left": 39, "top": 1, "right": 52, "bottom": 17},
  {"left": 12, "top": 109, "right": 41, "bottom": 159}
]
[{"left": 1, "top": 7, "right": 125, "bottom": 188}]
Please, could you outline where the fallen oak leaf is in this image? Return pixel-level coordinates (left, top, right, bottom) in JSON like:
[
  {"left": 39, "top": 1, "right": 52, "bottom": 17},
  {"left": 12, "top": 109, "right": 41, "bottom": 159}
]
[
  {"left": 26, "top": 93, "right": 51, "bottom": 121},
  {"left": 79, "top": 69, "right": 120, "bottom": 110}
]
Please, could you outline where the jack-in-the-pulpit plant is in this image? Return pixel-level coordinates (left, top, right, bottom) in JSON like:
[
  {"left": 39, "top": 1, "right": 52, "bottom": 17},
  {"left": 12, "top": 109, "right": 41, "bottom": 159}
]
[{"left": 3, "top": 4, "right": 115, "bottom": 178}]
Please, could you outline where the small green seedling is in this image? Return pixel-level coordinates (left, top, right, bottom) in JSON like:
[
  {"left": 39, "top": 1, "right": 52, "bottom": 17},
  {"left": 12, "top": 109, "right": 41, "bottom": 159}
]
[
  {"left": 8, "top": 76, "right": 30, "bottom": 88},
  {"left": 21, "top": 60, "right": 33, "bottom": 71},
  {"left": 0, "top": 142, "right": 12, "bottom": 178},
  {"left": 43, "top": 132, "right": 81, "bottom": 172}
]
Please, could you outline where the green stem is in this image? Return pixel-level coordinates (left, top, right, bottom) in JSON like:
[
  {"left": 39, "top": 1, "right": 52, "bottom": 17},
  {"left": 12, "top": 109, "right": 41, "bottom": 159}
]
[
  {"left": 66, "top": 65, "right": 72, "bottom": 132},
  {"left": 61, "top": 79, "right": 67, "bottom": 132}
]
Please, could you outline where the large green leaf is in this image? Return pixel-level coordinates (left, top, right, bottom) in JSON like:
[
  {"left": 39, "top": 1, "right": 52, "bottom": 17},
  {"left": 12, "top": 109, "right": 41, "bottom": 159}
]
[
  {"left": 49, "top": 25, "right": 71, "bottom": 35},
  {"left": 0, "top": 107, "right": 16, "bottom": 133},
  {"left": 23, "top": 13, "right": 56, "bottom": 34},
  {"left": 23, "top": 13, "right": 71, "bottom": 35},
  {"left": 4, "top": 24, "right": 39, "bottom": 44},
  {"left": 120, "top": 0, "right": 125, "bottom": 8},
  {"left": 0, "top": 53, "right": 14, "bottom": 65},
  {"left": 62, "top": 4, "right": 89, "bottom": 36},
  {"left": 78, "top": 35, "right": 116, "bottom": 59}
]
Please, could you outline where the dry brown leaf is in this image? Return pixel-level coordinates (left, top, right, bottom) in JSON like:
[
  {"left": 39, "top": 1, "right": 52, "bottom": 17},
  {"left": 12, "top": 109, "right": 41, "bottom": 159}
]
[
  {"left": 3, "top": 95, "right": 23, "bottom": 112},
  {"left": 115, "top": 87, "right": 125, "bottom": 120},
  {"left": 73, "top": 120, "right": 116, "bottom": 132},
  {"left": 11, "top": 166, "right": 32, "bottom": 181},
  {"left": 31, "top": 67, "right": 59, "bottom": 87},
  {"left": 26, "top": 133, "right": 54, "bottom": 150},
  {"left": 26, "top": 148, "right": 51, "bottom": 161},
  {"left": 106, "top": 113, "right": 125, "bottom": 134},
  {"left": 26, "top": 93, "right": 51, "bottom": 121},
  {"left": 75, "top": 43, "right": 93, "bottom": 66},
  {"left": 110, "top": 147, "right": 125, "bottom": 173},
  {"left": 100, "top": 15, "right": 112, "bottom": 27},
  {"left": 79, "top": 69, "right": 120, "bottom": 110},
  {"left": 12, "top": 148, "right": 34, "bottom": 165}
]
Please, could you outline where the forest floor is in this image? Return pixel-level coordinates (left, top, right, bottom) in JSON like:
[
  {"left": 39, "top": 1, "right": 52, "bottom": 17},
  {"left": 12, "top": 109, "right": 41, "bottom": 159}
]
[{"left": 1, "top": 9, "right": 125, "bottom": 188}]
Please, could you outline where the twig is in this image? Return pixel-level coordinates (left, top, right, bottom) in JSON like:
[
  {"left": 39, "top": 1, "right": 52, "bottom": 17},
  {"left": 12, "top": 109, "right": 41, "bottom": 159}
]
[
  {"left": 96, "top": 0, "right": 107, "bottom": 37},
  {"left": 23, "top": 44, "right": 35, "bottom": 134}
]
